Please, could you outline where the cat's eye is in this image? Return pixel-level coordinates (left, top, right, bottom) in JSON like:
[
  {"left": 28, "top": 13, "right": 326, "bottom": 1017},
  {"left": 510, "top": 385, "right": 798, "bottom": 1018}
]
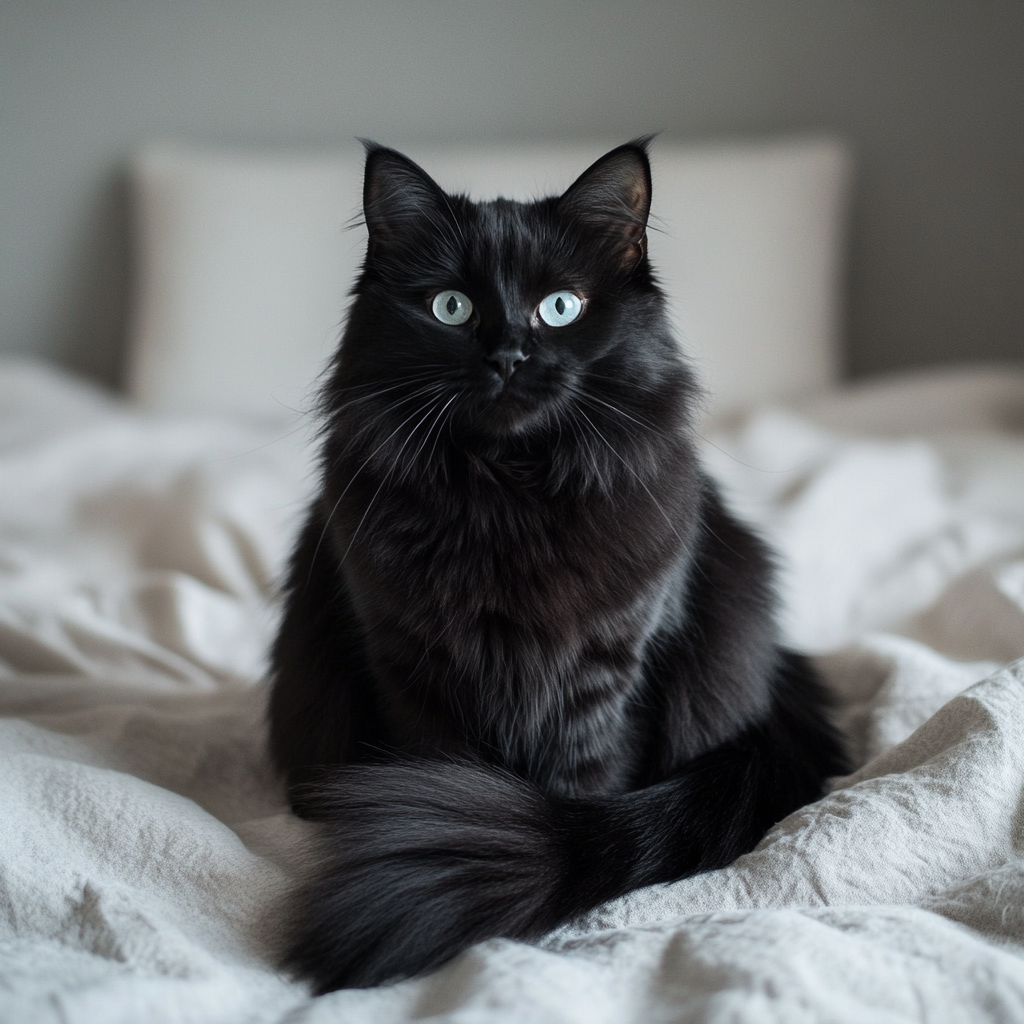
[
  {"left": 538, "top": 292, "right": 583, "bottom": 328},
  {"left": 432, "top": 290, "right": 473, "bottom": 326}
]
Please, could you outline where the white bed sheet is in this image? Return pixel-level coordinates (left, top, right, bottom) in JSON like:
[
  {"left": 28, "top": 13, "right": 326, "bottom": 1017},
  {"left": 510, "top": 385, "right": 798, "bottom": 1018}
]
[{"left": 2, "top": 359, "right": 1024, "bottom": 1023}]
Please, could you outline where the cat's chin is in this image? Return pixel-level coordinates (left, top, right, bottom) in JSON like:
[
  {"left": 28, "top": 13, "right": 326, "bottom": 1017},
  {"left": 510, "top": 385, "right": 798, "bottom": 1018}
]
[{"left": 467, "top": 391, "right": 553, "bottom": 439}]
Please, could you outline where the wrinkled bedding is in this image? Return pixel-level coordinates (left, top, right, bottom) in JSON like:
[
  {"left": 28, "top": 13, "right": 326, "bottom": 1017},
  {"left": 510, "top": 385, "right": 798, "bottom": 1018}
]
[{"left": 2, "top": 358, "right": 1023, "bottom": 1023}]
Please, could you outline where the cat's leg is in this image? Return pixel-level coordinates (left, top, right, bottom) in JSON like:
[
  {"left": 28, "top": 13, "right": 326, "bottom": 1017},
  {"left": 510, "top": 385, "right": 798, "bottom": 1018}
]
[
  {"left": 634, "top": 480, "right": 820, "bottom": 775},
  {"left": 587, "top": 481, "right": 850, "bottom": 886},
  {"left": 268, "top": 510, "right": 387, "bottom": 815}
]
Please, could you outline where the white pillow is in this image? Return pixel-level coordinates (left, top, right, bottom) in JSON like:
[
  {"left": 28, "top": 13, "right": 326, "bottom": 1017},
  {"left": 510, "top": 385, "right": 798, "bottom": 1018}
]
[{"left": 127, "top": 139, "right": 850, "bottom": 419}]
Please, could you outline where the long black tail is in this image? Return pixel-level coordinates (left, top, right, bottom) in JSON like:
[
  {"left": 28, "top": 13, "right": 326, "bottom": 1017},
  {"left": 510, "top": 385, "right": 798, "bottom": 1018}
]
[{"left": 280, "top": 660, "right": 848, "bottom": 992}]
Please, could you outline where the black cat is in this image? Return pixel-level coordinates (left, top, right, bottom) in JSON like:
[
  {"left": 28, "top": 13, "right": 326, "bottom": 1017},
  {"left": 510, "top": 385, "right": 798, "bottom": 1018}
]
[{"left": 268, "top": 139, "right": 848, "bottom": 993}]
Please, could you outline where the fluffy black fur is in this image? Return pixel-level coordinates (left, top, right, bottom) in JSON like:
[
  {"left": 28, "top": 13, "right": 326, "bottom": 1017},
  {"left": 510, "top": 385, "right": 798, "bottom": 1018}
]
[{"left": 268, "top": 140, "right": 849, "bottom": 993}]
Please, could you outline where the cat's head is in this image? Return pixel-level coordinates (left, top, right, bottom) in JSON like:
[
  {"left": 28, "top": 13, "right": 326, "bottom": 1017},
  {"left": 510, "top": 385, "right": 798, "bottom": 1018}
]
[{"left": 326, "top": 140, "right": 691, "bottom": 459}]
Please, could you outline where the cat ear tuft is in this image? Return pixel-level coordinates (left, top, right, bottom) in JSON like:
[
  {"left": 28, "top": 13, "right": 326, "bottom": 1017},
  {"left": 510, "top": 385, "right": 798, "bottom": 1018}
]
[
  {"left": 361, "top": 142, "right": 448, "bottom": 248},
  {"left": 558, "top": 139, "right": 653, "bottom": 269}
]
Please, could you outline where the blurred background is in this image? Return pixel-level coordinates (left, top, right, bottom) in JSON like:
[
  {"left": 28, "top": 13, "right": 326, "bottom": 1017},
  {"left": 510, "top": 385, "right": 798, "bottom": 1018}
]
[{"left": 1, "top": 0, "right": 1021, "bottom": 391}]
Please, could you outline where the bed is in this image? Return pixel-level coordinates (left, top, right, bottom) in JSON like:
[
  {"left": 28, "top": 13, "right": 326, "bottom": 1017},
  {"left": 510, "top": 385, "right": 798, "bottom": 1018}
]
[{"left": 2, "top": 139, "right": 1023, "bottom": 1023}]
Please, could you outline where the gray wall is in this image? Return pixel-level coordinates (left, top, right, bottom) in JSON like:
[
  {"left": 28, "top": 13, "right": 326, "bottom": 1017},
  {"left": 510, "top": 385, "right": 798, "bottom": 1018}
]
[{"left": 1, "top": 0, "right": 1021, "bottom": 389}]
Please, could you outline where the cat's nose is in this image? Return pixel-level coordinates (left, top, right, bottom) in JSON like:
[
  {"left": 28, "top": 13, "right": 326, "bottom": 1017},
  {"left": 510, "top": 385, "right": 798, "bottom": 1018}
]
[{"left": 484, "top": 349, "right": 528, "bottom": 383}]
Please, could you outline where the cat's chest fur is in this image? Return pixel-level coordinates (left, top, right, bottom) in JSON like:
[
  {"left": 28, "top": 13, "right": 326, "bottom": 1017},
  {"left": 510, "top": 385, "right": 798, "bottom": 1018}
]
[
  {"left": 325, "top": 446, "right": 692, "bottom": 789},
  {"left": 334, "top": 449, "right": 681, "bottom": 647}
]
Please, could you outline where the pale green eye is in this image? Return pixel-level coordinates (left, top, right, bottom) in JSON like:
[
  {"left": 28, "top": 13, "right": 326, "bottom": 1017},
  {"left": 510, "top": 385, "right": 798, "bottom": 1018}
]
[
  {"left": 432, "top": 290, "right": 473, "bottom": 325},
  {"left": 538, "top": 291, "right": 582, "bottom": 327}
]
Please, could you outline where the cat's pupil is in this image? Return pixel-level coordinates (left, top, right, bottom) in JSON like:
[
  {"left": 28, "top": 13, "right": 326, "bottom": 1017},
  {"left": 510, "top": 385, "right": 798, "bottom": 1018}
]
[
  {"left": 555, "top": 296, "right": 565, "bottom": 315},
  {"left": 446, "top": 295, "right": 459, "bottom": 316}
]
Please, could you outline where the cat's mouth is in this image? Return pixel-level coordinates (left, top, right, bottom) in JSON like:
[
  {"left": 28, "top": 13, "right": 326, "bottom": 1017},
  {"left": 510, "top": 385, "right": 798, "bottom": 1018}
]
[
  {"left": 477, "top": 389, "right": 540, "bottom": 434},
  {"left": 467, "top": 372, "right": 565, "bottom": 438}
]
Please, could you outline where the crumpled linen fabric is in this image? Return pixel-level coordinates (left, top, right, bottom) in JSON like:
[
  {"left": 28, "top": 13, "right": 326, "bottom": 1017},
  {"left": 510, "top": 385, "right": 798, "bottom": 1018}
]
[{"left": 2, "top": 358, "right": 1024, "bottom": 1023}]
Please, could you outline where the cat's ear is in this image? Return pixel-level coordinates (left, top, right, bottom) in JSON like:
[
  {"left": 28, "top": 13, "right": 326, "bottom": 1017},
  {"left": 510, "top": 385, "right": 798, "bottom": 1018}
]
[
  {"left": 361, "top": 142, "right": 449, "bottom": 250},
  {"left": 557, "top": 140, "right": 653, "bottom": 270}
]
